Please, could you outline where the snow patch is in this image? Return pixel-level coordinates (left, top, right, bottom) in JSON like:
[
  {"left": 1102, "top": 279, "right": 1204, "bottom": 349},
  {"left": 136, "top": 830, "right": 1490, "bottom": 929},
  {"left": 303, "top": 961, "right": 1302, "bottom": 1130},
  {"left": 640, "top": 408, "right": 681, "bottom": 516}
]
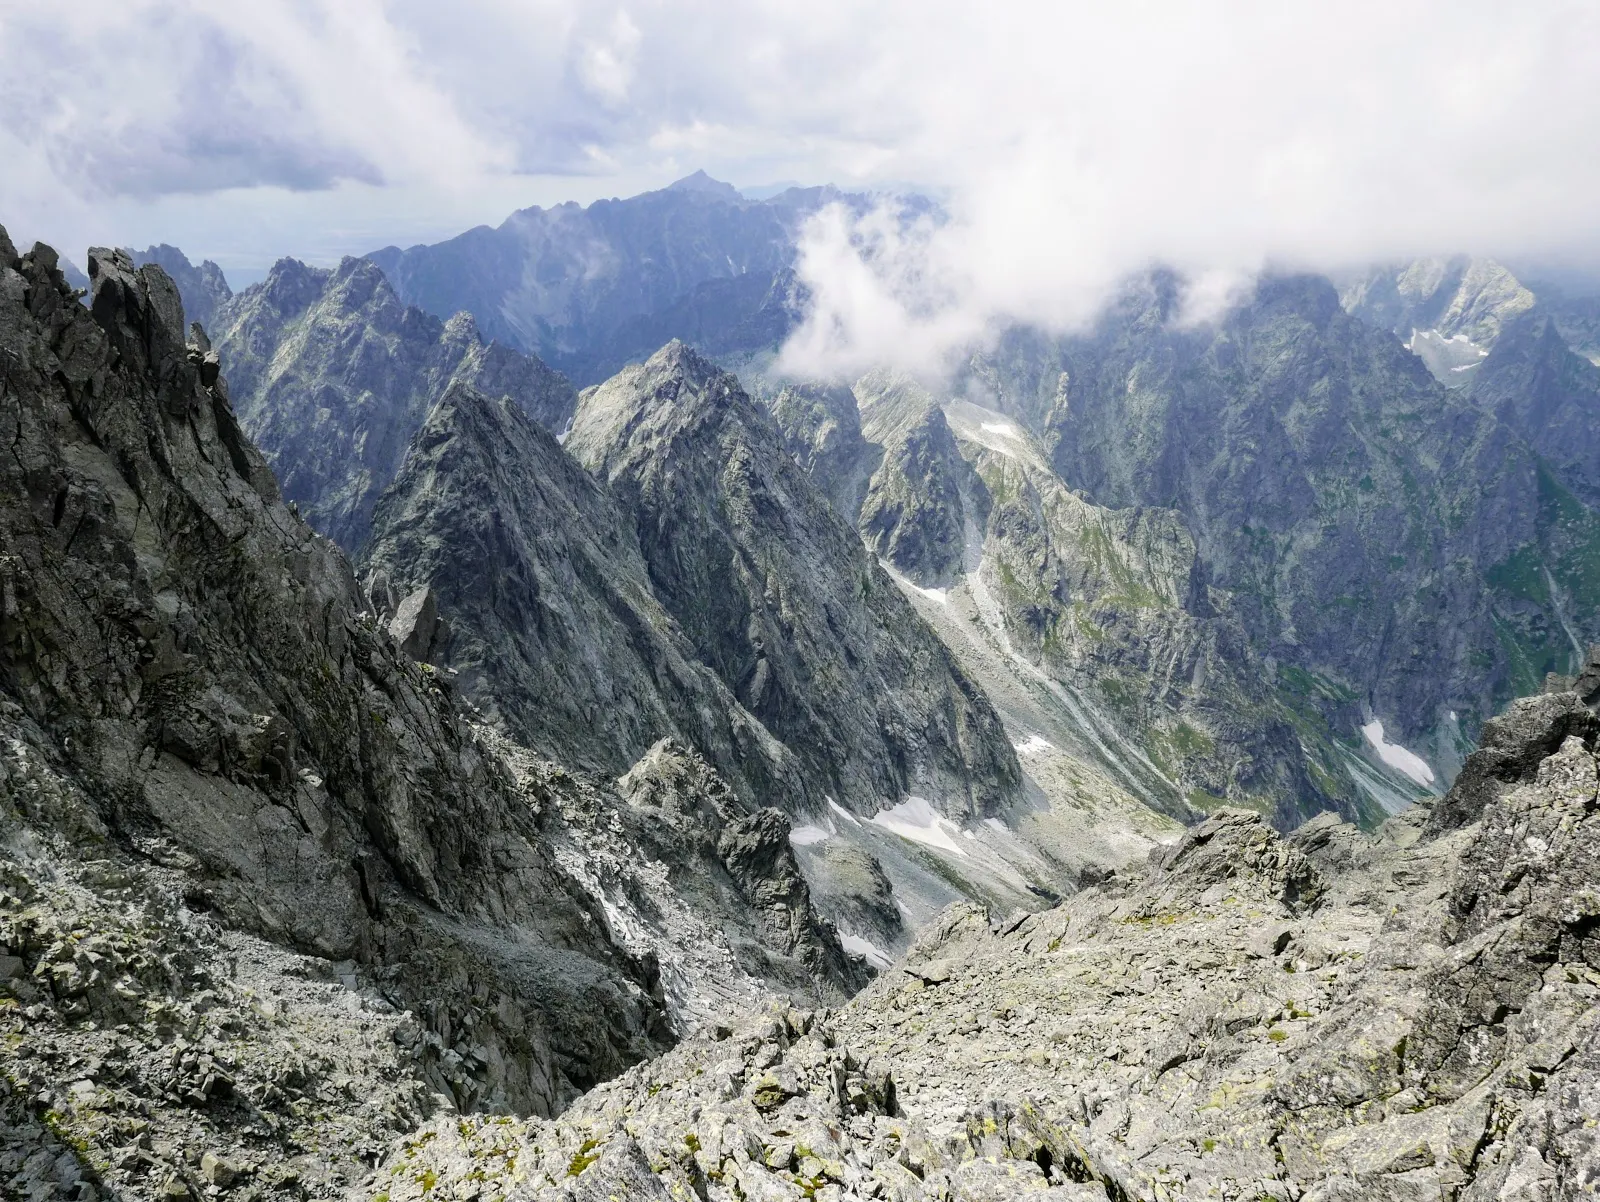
[
  {"left": 839, "top": 932, "right": 894, "bottom": 970},
  {"left": 1360, "top": 719, "right": 1435, "bottom": 786},
  {"left": 983, "top": 817, "right": 1008, "bottom": 834},
  {"left": 1013, "top": 734, "right": 1054, "bottom": 756},
  {"left": 826, "top": 798, "right": 861, "bottom": 827},
  {"left": 788, "top": 823, "right": 832, "bottom": 846},
  {"left": 980, "top": 420, "right": 1023, "bottom": 438},
  {"left": 868, "top": 796, "right": 970, "bottom": 857},
  {"left": 910, "top": 583, "right": 951, "bottom": 606}
]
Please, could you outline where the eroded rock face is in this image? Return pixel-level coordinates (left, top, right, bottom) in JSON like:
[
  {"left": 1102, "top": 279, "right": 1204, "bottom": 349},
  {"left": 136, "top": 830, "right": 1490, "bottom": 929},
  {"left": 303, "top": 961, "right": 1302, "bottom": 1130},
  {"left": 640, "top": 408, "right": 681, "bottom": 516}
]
[
  {"left": 379, "top": 679, "right": 1600, "bottom": 1199},
  {"left": 858, "top": 406, "right": 973, "bottom": 589},
  {"left": 207, "top": 256, "right": 576, "bottom": 550},
  {"left": 0, "top": 230, "right": 692, "bottom": 1192},
  {"left": 130, "top": 243, "right": 233, "bottom": 334},
  {"left": 766, "top": 381, "right": 882, "bottom": 525},
  {"left": 361, "top": 380, "right": 802, "bottom": 805},
  {"left": 567, "top": 341, "right": 1022, "bottom": 822}
]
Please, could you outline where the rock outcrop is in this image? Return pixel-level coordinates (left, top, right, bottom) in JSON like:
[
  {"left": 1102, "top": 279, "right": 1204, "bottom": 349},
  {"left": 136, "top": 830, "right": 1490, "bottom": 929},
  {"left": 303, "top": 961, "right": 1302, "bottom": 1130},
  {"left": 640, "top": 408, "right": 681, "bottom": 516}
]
[
  {"left": 0, "top": 230, "right": 858, "bottom": 1198},
  {"left": 130, "top": 243, "right": 233, "bottom": 334},
  {"left": 380, "top": 678, "right": 1600, "bottom": 1200},
  {"left": 0, "top": 229, "right": 674, "bottom": 1109},
  {"left": 766, "top": 380, "right": 882, "bottom": 525},
  {"left": 567, "top": 341, "right": 1022, "bottom": 823},
  {"left": 858, "top": 405, "right": 973, "bottom": 589},
  {"left": 207, "top": 255, "right": 576, "bottom": 550},
  {"left": 967, "top": 271, "right": 1600, "bottom": 786},
  {"left": 362, "top": 379, "right": 802, "bottom": 803}
]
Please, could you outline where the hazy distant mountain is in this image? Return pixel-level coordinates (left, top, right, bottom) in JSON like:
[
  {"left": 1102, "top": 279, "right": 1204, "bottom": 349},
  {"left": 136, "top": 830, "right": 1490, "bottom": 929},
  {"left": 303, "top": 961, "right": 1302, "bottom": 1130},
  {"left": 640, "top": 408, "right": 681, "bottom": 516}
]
[
  {"left": 208, "top": 255, "right": 575, "bottom": 550},
  {"left": 365, "top": 173, "right": 874, "bottom": 383},
  {"left": 130, "top": 243, "right": 234, "bottom": 332}
]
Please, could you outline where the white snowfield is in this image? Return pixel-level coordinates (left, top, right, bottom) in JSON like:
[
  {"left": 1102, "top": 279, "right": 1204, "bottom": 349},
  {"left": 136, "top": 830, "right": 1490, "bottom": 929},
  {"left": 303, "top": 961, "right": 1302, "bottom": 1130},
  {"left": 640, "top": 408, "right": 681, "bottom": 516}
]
[
  {"left": 838, "top": 931, "right": 894, "bottom": 970},
  {"left": 866, "top": 795, "right": 970, "bottom": 857},
  {"left": 1360, "top": 718, "right": 1435, "bottom": 786},
  {"left": 787, "top": 823, "right": 832, "bottom": 846}
]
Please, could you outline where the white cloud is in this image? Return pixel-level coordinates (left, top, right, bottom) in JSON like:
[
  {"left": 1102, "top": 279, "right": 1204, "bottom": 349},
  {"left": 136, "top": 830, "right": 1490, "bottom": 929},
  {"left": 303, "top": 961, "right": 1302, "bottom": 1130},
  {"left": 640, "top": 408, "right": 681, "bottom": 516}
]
[
  {"left": 2, "top": 0, "right": 1598, "bottom": 350},
  {"left": 579, "top": 11, "right": 642, "bottom": 106}
]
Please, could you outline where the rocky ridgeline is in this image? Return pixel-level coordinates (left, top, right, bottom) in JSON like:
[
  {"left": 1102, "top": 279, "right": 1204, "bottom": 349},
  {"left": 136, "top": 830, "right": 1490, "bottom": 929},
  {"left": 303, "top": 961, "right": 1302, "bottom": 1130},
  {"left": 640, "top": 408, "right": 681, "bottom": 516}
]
[
  {"left": 567, "top": 342, "right": 1021, "bottom": 824},
  {"left": 380, "top": 677, "right": 1600, "bottom": 1199},
  {"left": 207, "top": 254, "right": 576, "bottom": 552},
  {"left": 0, "top": 231, "right": 864, "bottom": 1199}
]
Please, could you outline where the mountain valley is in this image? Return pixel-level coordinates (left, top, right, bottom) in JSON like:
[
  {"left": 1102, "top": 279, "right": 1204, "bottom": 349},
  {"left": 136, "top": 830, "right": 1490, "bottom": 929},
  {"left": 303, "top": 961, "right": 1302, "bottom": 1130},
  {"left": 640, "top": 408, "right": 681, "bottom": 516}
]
[{"left": 7, "top": 168, "right": 1600, "bottom": 1199}]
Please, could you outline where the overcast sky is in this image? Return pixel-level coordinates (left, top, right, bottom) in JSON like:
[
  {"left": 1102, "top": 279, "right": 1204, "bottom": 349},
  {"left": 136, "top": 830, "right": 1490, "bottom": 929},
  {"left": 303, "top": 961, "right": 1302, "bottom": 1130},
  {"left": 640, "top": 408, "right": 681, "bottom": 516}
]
[{"left": 3, "top": 2, "right": 1598, "bottom": 369}]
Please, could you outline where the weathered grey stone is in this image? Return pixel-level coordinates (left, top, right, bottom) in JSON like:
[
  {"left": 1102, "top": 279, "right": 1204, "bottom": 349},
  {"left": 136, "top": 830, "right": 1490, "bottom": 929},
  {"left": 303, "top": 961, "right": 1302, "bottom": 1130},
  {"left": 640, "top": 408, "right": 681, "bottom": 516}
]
[
  {"left": 567, "top": 341, "right": 1021, "bottom": 822},
  {"left": 376, "top": 693, "right": 1600, "bottom": 1200},
  {"left": 207, "top": 257, "right": 577, "bottom": 550}
]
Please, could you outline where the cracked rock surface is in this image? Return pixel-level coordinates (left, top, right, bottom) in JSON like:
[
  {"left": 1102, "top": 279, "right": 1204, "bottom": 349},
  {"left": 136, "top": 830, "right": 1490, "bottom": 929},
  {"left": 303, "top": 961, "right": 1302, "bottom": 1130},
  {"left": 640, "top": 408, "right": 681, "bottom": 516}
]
[{"left": 381, "top": 699, "right": 1600, "bottom": 1199}]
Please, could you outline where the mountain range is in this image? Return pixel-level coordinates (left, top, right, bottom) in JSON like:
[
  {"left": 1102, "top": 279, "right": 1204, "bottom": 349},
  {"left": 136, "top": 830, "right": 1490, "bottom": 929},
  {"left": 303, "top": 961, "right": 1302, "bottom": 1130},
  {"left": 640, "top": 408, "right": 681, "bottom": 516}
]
[{"left": 6, "top": 168, "right": 1600, "bottom": 1198}]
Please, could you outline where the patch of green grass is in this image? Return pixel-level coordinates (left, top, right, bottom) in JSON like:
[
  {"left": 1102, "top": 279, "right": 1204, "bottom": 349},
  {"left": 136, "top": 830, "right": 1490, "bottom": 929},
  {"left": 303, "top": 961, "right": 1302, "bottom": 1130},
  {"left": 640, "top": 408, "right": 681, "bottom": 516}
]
[{"left": 566, "top": 1138, "right": 602, "bottom": 1177}]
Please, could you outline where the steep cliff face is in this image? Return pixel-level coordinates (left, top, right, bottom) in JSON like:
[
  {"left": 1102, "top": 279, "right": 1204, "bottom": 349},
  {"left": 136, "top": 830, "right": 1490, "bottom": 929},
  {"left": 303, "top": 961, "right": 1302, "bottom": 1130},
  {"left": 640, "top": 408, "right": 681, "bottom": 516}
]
[
  {"left": 1341, "top": 255, "right": 1536, "bottom": 383},
  {"left": 766, "top": 380, "right": 882, "bottom": 525},
  {"left": 208, "top": 255, "right": 575, "bottom": 550},
  {"left": 858, "top": 406, "right": 973, "bottom": 589},
  {"left": 784, "top": 369, "right": 1372, "bottom": 830},
  {"left": 0, "top": 231, "right": 677, "bottom": 1118},
  {"left": 361, "top": 380, "right": 801, "bottom": 806},
  {"left": 963, "top": 273, "right": 1600, "bottom": 790},
  {"left": 567, "top": 342, "right": 1022, "bottom": 823},
  {"left": 1470, "top": 313, "right": 1600, "bottom": 508},
  {"left": 130, "top": 243, "right": 233, "bottom": 333},
  {"left": 0, "top": 230, "right": 882, "bottom": 1199}
]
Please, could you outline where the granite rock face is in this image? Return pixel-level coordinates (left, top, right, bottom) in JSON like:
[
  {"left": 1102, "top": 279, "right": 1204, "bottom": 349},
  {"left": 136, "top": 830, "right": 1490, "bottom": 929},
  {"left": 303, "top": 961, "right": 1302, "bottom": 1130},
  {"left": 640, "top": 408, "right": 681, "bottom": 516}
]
[
  {"left": 0, "top": 230, "right": 866, "bottom": 1198},
  {"left": 362, "top": 379, "right": 803, "bottom": 804},
  {"left": 567, "top": 341, "right": 1022, "bottom": 823},
  {"left": 770, "top": 369, "right": 1372, "bottom": 829},
  {"left": 376, "top": 678, "right": 1600, "bottom": 1200},
  {"left": 1469, "top": 313, "right": 1600, "bottom": 509},
  {"left": 1341, "top": 255, "right": 1536, "bottom": 384},
  {"left": 130, "top": 243, "right": 233, "bottom": 334},
  {"left": 0, "top": 231, "right": 678, "bottom": 1108},
  {"left": 965, "top": 272, "right": 1600, "bottom": 785},
  {"left": 858, "top": 406, "right": 973, "bottom": 589},
  {"left": 766, "top": 380, "right": 883, "bottom": 525},
  {"left": 208, "top": 255, "right": 576, "bottom": 550}
]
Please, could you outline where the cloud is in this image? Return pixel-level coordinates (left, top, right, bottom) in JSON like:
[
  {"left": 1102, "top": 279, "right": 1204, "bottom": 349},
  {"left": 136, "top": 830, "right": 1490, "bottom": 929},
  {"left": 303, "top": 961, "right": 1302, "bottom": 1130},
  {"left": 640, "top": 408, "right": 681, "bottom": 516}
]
[
  {"left": 3, "top": 0, "right": 1598, "bottom": 348},
  {"left": 773, "top": 1, "right": 1600, "bottom": 376}
]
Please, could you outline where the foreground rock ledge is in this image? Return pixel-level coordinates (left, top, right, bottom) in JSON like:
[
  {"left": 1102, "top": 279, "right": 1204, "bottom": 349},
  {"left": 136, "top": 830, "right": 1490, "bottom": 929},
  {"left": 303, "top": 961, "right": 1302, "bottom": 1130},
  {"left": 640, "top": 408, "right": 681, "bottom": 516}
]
[{"left": 378, "top": 742, "right": 1600, "bottom": 1199}]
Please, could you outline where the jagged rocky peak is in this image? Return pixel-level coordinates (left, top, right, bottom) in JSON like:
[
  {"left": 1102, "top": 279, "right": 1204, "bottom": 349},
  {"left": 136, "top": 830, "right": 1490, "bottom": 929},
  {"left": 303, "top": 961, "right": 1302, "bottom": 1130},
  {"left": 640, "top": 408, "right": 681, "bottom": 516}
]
[
  {"left": 1342, "top": 255, "right": 1536, "bottom": 350},
  {"left": 970, "top": 265, "right": 1600, "bottom": 808},
  {"left": 665, "top": 168, "right": 744, "bottom": 200},
  {"left": 567, "top": 340, "right": 1023, "bottom": 822},
  {"left": 615, "top": 737, "right": 870, "bottom": 1001},
  {"left": 858, "top": 404, "right": 974, "bottom": 588},
  {"left": 208, "top": 252, "right": 577, "bottom": 550},
  {"left": 2, "top": 227, "right": 883, "bottom": 1193},
  {"left": 362, "top": 377, "right": 804, "bottom": 807},
  {"left": 2, "top": 225, "right": 673, "bottom": 1077},
  {"left": 130, "top": 242, "right": 233, "bottom": 333},
  {"left": 765, "top": 379, "right": 882, "bottom": 524}
]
